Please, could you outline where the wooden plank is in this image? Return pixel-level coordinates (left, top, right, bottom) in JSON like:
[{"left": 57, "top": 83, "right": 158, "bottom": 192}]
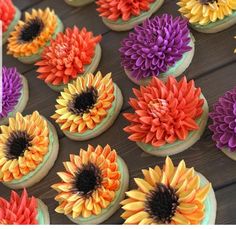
[{"left": 13, "top": 0, "right": 43, "bottom": 10}]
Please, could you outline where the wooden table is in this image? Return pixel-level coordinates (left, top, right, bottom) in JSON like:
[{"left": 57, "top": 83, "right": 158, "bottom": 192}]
[{"left": 1, "top": 0, "right": 236, "bottom": 224}]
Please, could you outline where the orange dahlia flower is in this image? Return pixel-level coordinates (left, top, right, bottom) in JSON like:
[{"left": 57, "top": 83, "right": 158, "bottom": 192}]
[
  {"left": 36, "top": 26, "right": 101, "bottom": 86},
  {"left": 52, "top": 144, "right": 121, "bottom": 218},
  {"left": 121, "top": 157, "right": 211, "bottom": 224},
  {"left": 0, "top": 112, "right": 49, "bottom": 182},
  {"left": 7, "top": 8, "right": 58, "bottom": 57},
  {"left": 0, "top": 0, "right": 15, "bottom": 32},
  {"left": 123, "top": 76, "right": 204, "bottom": 147},
  {"left": 51, "top": 72, "right": 114, "bottom": 133},
  {"left": 96, "top": 0, "right": 155, "bottom": 21}
]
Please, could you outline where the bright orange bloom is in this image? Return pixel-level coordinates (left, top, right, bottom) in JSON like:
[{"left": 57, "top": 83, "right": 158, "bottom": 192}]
[
  {"left": 123, "top": 76, "right": 204, "bottom": 147},
  {"left": 96, "top": 0, "right": 155, "bottom": 21},
  {"left": 52, "top": 144, "right": 121, "bottom": 219},
  {"left": 0, "top": 112, "right": 49, "bottom": 182},
  {"left": 36, "top": 27, "right": 102, "bottom": 86},
  {"left": 0, "top": 0, "right": 15, "bottom": 32}
]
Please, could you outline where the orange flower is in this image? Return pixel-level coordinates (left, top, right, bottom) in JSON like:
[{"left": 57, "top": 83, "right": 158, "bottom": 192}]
[
  {"left": 123, "top": 76, "right": 204, "bottom": 147},
  {"left": 7, "top": 8, "right": 58, "bottom": 57},
  {"left": 0, "top": 0, "right": 15, "bottom": 32},
  {"left": 52, "top": 144, "right": 121, "bottom": 218},
  {"left": 51, "top": 72, "right": 114, "bottom": 133},
  {"left": 96, "top": 0, "right": 155, "bottom": 21},
  {"left": 36, "top": 27, "right": 102, "bottom": 86},
  {"left": 0, "top": 112, "right": 49, "bottom": 182}
]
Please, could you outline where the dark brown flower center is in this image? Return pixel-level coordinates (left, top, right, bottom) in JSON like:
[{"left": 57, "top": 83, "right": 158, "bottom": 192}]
[{"left": 145, "top": 184, "right": 179, "bottom": 224}]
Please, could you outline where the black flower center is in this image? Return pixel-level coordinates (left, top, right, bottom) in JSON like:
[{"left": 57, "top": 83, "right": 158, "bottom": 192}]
[
  {"left": 69, "top": 87, "right": 98, "bottom": 115},
  {"left": 145, "top": 184, "right": 179, "bottom": 224},
  {"left": 74, "top": 163, "right": 102, "bottom": 197},
  {"left": 20, "top": 18, "right": 44, "bottom": 42},
  {"left": 6, "top": 131, "right": 32, "bottom": 159},
  {"left": 199, "top": 0, "right": 216, "bottom": 4}
]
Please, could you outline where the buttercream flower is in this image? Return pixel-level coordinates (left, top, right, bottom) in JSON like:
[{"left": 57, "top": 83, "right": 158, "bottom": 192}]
[
  {"left": 123, "top": 76, "right": 208, "bottom": 156},
  {"left": 120, "top": 14, "right": 194, "bottom": 85},
  {"left": 7, "top": 8, "right": 64, "bottom": 64},
  {"left": 177, "top": 0, "right": 236, "bottom": 33},
  {"left": 35, "top": 26, "right": 102, "bottom": 91},
  {"left": 121, "top": 157, "right": 216, "bottom": 225},
  {"left": 52, "top": 144, "right": 129, "bottom": 224},
  {"left": 209, "top": 87, "right": 236, "bottom": 160},
  {"left": 0, "top": 189, "right": 50, "bottom": 224},
  {"left": 96, "top": 0, "right": 164, "bottom": 31},
  {"left": 51, "top": 72, "right": 123, "bottom": 141},
  {"left": 0, "top": 111, "right": 59, "bottom": 189}
]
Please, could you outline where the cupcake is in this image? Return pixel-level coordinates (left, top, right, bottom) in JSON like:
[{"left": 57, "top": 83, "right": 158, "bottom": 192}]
[
  {"left": 52, "top": 144, "right": 129, "bottom": 224},
  {"left": 0, "top": 189, "right": 50, "bottom": 224},
  {"left": 0, "top": 111, "right": 59, "bottom": 189},
  {"left": 1, "top": 0, "right": 21, "bottom": 45},
  {"left": 177, "top": 0, "right": 236, "bottom": 33},
  {"left": 64, "top": 0, "right": 94, "bottom": 7},
  {"left": 35, "top": 26, "right": 102, "bottom": 92},
  {"left": 123, "top": 76, "right": 208, "bottom": 157},
  {"left": 0, "top": 66, "right": 29, "bottom": 126},
  {"left": 7, "top": 8, "right": 64, "bottom": 64},
  {"left": 96, "top": 0, "right": 164, "bottom": 31},
  {"left": 51, "top": 72, "right": 123, "bottom": 141},
  {"left": 209, "top": 87, "right": 236, "bottom": 160},
  {"left": 121, "top": 157, "right": 216, "bottom": 224},
  {"left": 120, "top": 14, "right": 195, "bottom": 86}
]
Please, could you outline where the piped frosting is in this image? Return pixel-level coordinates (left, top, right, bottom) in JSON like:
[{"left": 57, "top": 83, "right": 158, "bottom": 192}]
[{"left": 0, "top": 0, "right": 16, "bottom": 32}]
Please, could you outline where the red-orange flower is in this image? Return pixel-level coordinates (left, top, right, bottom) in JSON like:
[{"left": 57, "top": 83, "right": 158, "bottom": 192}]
[
  {"left": 123, "top": 76, "right": 204, "bottom": 147},
  {"left": 36, "top": 26, "right": 102, "bottom": 86},
  {"left": 0, "top": 0, "right": 15, "bottom": 32},
  {"left": 96, "top": 0, "right": 155, "bottom": 21}
]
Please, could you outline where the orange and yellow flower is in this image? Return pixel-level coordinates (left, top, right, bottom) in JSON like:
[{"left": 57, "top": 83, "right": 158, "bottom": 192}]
[
  {"left": 177, "top": 0, "right": 236, "bottom": 25},
  {"left": 52, "top": 144, "right": 121, "bottom": 218},
  {"left": 0, "top": 0, "right": 16, "bottom": 32},
  {"left": 121, "top": 157, "right": 211, "bottom": 224},
  {"left": 123, "top": 76, "right": 204, "bottom": 147},
  {"left": 51, "top": 72, "right": 115, "bottom": 133},
  {"left": 7, "top": 8, "right": 58, "bottom": 57},
  {"left": 0, "top": 111, "right": 49, "bottom": 182}
]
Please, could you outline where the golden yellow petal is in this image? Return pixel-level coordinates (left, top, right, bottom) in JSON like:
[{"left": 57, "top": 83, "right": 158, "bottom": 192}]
[
  {"left": 177, "top": 202, "right": 198, "bottom": 214},
  {"left": 195, "top": 183, "right": 211, "bottom": 202},
  {"left": 164, "top": 156, "right": 175, "bottom": 181},
  {"left": 170, "top": 160, "right": 186, "bottom": 187},
  {"left": 134, "top": 178, "right": 154, "bottom": 193},
  {"left": 178, "top": 189, "right": 196, "bottom": 203},
  {"left": 122, "top": 201, "right": 145, "bottom": 211},
  {"left": 125, "top": 190, "right": 146, "bottom": 201},
  {"left": 124, "top": 211, "right": 149, "bottom": 224},
  {"left": 172, "top": 212, "right": 190, "bottom": 225}
]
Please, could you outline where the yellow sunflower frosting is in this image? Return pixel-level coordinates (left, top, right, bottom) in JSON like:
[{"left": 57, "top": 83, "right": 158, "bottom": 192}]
[
  {"left": 51, "top": 72, "right": 115, "bottom": 133},
  {"left": 177, "top": 0, "right": 236, "bottom": 25},
  {"left": 0, "top": 112, "right": 49, "bottom": 182},
  {"left": 121, "top": 157, "right": 211, "bottom": 224},
  {"left": 52, "top": 144, "right": 121, "bottom": 218},
  {"left": 7, "top": 8, "right": 58, "bottom": 57}
]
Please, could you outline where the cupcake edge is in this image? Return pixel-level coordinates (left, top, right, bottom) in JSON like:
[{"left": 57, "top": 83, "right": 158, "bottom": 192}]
[{"left": 37, "top": 198, "right": 51, "bottom": 224}]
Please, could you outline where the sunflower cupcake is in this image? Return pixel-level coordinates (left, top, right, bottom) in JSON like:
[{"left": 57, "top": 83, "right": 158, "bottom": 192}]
[
  {"left": 123, "top": 76, "right": 208, "bottom": 157},
  {"left": 121, "top": 157, "right": 216, "bottom": 224},
  {"left": 120, "top": 14, "right": 195, "bottom": 86},
  {"left": 96, "top": 0, "right": 164, "bottom": 31},
  {"left": 0, "top": 111, "right": 59, "bottom": 189},
  {"left": 1, "top": 0, "right": 21, "bottom": 45},
  {"left": 52, "top": 144, "right": 129, "bottom": 224},
  {"left": 209, "top": 87, "right": 236, "bottom": 160},
  {"left": 177, "top": 0, "right": 236, "bottom": 33},
  {"left": 0, "top": 66, "right": 29, "bottom": 126},
  {"left": 0, "top": 189, "right": 50, "bottom": 224},
  {"left": 64, "top": 0, "right": 94, "bottom": 7},
  {"left": 7, "top": 8, "right": 64, "bottom": 64},
  {"left": 35, "top": 26, "right": 102, "bottom": 92},
  {"left": 51, "top": 72, "right": 123, "bottom": 141}
]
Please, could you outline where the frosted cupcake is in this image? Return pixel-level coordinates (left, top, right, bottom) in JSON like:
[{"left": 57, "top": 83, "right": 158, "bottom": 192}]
[
  {"left": 36, "top": 26, "right": 102, "bottom": 92},
  {"left": 121, "top": 157, "right": 216, "bottom": 224},
  {"left": 0, "top": 111, "right": 59, "bottom": 189},
  {"left": 64, "top": 0, "right": 94, "bottom": 7},
  {"left": 1, "top": 0, "right": 21, "bottom": 45},
  {"left": 0, "top": 66, "right": 29, "bottom": 125},
  {"left": 177, "top": 0, "right": 236, "bottom": 33},
  {"left": 52, "top": 144, "right": 129, "bottom": 224},
  {"left": 51, "top": 72, "right": 123, "bottom": 141},
  {"left": 123, "top": 76, "right": 208, "bottom": 156},
  {"left": 96, "top": 0, "right": 164, "bottom": 31},
  {"left": 209, "top": 87, "right": 236, "bottom": 160},
  {"left": 0, "top": 189, "right": 50, "bottom": 224},
  {"left": 7, "top": 8, "right": 64, "bottom": 64},
  {"left": 120, "top": 14, "right": 194, "bottom": 86}
]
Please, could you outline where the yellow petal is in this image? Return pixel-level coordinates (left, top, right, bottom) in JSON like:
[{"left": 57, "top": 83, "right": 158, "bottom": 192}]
[
  {"left": 124, "top": 211, "right": 149, "bottom": 224},
  {"left": 172, "top": 212, "right": 190, "bottom": 224},
  {"left": 126, "top": 190, "right": 146, "bottom": 201},
  {"left": 122, "top": 201, "right": 145, "bottom": 211},
  {"left": 134, "top": 178, "right": 154, "bottom": 193},
  {"left": 177, "top": 203, "right": 198, "bottom": 214},
  {"left": 195, "top": 183, "right": 211, "bottom": 202},
  {"left": 170, "top": 160, "right": 186, "bottom": 187}
]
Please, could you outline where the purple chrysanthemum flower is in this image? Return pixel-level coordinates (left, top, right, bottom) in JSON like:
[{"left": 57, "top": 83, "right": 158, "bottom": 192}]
[
  {"left": 209, "top": 88, "right": 236, "bottom": 152},
  {"left": 1, "top": 66, "right": 23, "bottom": 118},
  {"left": 119, "top": 14, "right": 192, "bottom": 80}
]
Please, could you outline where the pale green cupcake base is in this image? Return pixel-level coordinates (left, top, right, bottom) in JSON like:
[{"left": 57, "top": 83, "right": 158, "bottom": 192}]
[
  {"left": 37, "top": 199, "right": 50, "bottom": 224},
  {"left": 64, "top": 0, "right": 94, "bottom": 7},
  {"left": 221, "top": 147, "right": 236, "bottom": 161}
]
